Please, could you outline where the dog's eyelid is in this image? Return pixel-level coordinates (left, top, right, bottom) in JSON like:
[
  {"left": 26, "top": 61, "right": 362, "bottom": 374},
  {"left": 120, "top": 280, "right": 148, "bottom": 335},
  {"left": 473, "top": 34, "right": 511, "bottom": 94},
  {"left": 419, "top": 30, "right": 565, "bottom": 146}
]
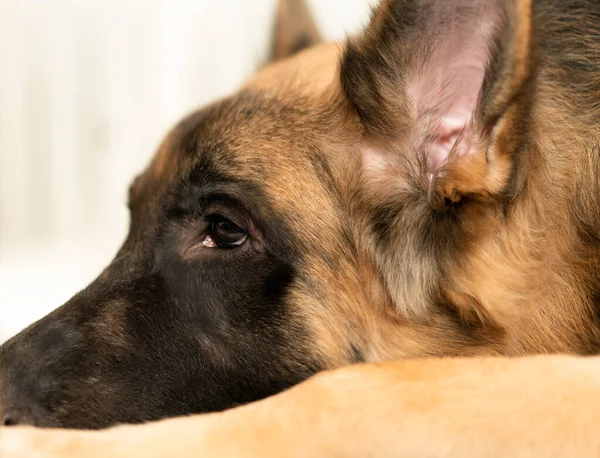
[
  {"left": 165, "top": 183, "right": 277, "bottom": 250},
  {"left": 203, "top": 206, "right": 248, "bottom": 231},
  {"left": 162, "top": 190, "right": 237, "bottom": 221}
]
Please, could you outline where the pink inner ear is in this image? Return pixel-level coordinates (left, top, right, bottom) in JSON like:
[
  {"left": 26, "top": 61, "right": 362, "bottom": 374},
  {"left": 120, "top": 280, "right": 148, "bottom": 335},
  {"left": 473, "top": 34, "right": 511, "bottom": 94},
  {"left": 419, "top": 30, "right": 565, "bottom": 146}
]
[{"left": 407, "top": 14, "right": 496, "bottom": 174}]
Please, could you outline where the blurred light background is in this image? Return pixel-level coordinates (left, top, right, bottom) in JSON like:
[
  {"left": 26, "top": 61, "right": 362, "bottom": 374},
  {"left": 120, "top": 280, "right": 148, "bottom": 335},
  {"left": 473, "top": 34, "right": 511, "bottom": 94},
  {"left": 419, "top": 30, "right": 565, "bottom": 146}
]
[{"left": 0, "top": 0, "right": 372, "bottom": 342}]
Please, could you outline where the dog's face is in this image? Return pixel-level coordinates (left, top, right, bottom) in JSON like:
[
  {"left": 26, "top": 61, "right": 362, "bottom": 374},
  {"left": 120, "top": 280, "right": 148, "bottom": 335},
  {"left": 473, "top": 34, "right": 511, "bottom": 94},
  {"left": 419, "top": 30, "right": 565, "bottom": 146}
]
[
  {"left": 2, "top": 0, "right": 600, "bottom": 430},
  {"left": 0, "top": 45, "right": 361, "bottom": 426},
  {"left": 0, "top": 31, "right": 387, "bottom": 426}
]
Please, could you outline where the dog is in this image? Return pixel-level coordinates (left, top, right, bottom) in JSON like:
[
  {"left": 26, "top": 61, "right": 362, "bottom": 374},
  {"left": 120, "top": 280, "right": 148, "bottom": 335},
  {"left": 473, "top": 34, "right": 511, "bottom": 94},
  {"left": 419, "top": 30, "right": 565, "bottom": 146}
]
[{"left": 1, "top": 0, "right": 600, "bottom": 455}]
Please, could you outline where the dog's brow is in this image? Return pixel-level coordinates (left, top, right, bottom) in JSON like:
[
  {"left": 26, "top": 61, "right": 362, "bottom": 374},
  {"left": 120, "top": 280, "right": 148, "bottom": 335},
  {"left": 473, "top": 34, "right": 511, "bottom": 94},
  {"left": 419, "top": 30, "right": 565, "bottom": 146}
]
[{"left": 165, "top": 162, "right": 261, "bottom": 219}]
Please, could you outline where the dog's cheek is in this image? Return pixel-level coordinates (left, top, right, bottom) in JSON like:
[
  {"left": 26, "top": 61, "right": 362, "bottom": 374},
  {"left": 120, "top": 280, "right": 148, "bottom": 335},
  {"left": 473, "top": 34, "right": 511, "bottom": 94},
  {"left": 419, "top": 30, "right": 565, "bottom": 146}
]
[{"left": 140, "top": 251, "right": 324, "bottom": 406}]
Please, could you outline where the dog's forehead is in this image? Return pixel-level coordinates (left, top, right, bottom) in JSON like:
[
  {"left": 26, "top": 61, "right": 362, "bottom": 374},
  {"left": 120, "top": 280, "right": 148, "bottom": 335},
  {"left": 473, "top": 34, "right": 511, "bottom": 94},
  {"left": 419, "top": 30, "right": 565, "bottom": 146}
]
[
  {"left": 185, "top": 91, "right": 329, "bottom": 192},
  {"left": 131, "top": 87, "right": 341, "bottom": 242}
]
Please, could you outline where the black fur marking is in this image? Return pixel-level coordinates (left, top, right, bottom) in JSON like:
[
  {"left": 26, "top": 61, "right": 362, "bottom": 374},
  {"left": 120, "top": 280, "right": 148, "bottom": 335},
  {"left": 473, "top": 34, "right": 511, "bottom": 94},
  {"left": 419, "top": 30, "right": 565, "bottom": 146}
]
[
  {"left": 350, "top": 343, "right": 366, "bottom": 363},
  {"left": 370, "top": 201, "right": 398, "bottom": 250}
]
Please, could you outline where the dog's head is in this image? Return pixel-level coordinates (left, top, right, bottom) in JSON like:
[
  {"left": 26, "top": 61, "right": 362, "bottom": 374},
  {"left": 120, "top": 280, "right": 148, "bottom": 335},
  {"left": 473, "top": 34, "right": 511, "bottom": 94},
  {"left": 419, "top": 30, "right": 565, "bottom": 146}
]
[{"left": 2, "top": 0, "right": 599, "bottom": 429}]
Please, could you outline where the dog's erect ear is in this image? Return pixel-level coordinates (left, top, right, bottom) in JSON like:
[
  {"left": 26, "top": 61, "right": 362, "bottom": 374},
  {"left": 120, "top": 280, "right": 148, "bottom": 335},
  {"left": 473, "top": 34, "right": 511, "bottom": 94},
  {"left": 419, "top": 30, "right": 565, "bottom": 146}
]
[
  {"left": 270, "top": 0, "right": 322, "bottom": 62},
  {"left": 342, "top": 0, "right": 536, "bottom": 206}
]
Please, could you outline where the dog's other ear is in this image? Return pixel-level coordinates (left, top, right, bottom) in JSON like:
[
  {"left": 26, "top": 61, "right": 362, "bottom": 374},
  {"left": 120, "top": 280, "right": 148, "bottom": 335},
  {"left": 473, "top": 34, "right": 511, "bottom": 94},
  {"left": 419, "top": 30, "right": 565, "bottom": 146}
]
[
  {"left": 342, "top": 0, "right": 536, "bottom": 206},
  {"left": 270, "top": 0, "right": 322, "bottom": 62}
]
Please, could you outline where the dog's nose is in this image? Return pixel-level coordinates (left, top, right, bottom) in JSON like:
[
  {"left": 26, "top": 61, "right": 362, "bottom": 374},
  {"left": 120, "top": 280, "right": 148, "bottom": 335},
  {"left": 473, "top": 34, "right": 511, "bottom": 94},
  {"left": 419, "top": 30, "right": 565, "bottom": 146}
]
[
  {"left": 0, "top": 394, "right": 31, "bottom": 426},
  {"left": 3, "top": 413, "right": 18, "bottom": 426}
]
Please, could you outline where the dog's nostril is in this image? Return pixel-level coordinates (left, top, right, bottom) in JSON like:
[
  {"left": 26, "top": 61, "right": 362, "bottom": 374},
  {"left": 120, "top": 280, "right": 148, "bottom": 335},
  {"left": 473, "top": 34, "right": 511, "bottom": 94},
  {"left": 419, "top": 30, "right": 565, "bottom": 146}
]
[{"left": 2, "top": 415, "right": 17, "bottom": 426}]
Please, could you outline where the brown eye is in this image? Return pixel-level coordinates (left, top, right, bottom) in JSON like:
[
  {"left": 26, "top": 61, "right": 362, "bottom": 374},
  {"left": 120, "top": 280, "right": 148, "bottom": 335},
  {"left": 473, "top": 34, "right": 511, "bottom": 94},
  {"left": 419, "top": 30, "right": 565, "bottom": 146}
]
[{"left": 210, "top": 216, "right": 247, "bottom": 248}]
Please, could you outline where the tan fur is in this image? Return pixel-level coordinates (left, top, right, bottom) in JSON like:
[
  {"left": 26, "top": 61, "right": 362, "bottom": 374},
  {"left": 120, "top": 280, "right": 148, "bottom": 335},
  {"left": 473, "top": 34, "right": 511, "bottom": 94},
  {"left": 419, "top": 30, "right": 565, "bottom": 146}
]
[{"left": 4, "top": 356, "right": 600, "bottom": 457}]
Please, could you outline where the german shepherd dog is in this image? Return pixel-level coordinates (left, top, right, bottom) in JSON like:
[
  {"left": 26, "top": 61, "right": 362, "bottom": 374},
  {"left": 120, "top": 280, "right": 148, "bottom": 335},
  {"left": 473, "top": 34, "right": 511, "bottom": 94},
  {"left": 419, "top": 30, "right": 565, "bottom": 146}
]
[{"left": 1, "top": 0, "right": 600, "bottom": 455}]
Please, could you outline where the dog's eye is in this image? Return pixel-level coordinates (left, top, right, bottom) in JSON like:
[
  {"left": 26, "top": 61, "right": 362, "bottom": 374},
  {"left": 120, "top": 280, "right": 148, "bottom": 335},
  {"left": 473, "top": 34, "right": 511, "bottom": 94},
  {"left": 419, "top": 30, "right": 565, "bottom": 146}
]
[{"left": 202, "top": 216, "right": 247, "bottom": 248}]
